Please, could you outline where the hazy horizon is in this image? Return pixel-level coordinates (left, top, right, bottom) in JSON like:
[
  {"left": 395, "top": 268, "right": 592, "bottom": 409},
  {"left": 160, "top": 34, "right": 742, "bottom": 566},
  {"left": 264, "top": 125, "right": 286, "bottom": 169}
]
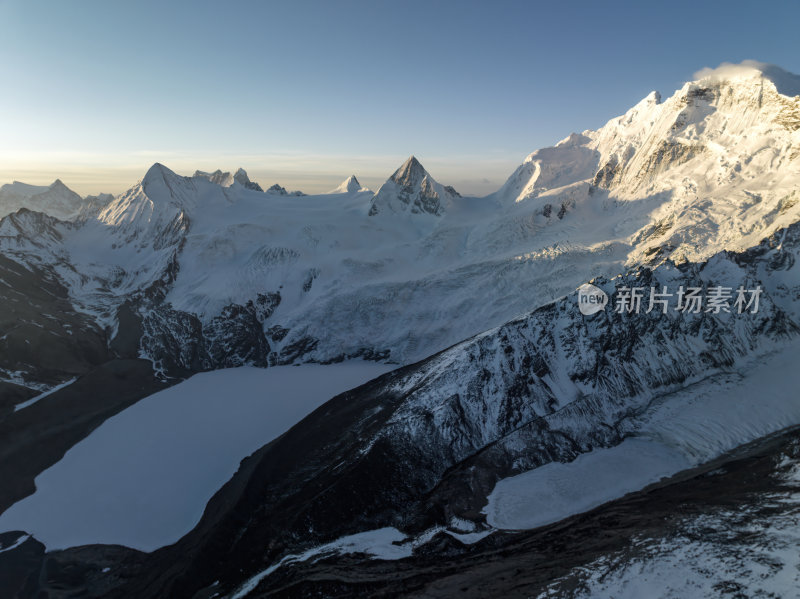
[{"left": 0, "top": 152, "right": 524, "bottom": 197}]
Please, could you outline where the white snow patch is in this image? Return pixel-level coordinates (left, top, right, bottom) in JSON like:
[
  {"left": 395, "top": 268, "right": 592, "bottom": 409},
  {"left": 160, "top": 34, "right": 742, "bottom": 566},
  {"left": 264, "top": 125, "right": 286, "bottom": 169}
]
[
  {"left": 0, "top": 533, "right": 30, "bottom": 553},
  {"left": 0, "top": 362, "right": 392, "bottom": 552},
  {"left": 229, "top": 518, "right": 498, "bottom": 598},
  {"left": 13, "top": 377, "right": 77, "bottom": 412},
  {"left": 230, "top": 527, "right": 410, "bottom": 599}
]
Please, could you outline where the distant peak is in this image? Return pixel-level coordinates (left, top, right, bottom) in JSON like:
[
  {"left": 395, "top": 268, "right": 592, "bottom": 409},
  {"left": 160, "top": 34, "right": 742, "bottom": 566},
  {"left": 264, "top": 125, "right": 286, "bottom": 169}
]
[
  {"left": 234, "top": 168, "right": 263, "bottom": 192},
  {"left": 233, "top": 168, "right": 251, "bottom": 185},
  {"left": 331, "top": 175, "right": 363, "bottom": 194},
  {"left": 266, "top": 183, "right": 288, "bottom": 196},
  {"left": 193, "top": 169, "right": 231, "bottom": 185}
]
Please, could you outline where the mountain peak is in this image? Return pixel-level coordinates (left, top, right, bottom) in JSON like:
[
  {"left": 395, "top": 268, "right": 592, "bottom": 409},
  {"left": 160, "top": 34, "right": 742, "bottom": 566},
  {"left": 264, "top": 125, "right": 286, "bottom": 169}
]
[
  {"left": 144, "top": 162, "right": 175, "bottom": 183},
  {"left": 193, "top": 169, "right": 232, "bottom": 186},
  {"left": 233, "top": 168, "right": 263, "bottom": 192},
  {"left": 693, "top": 60, "right": 800, "bottom": 97},
  {"left": 266, "top": 183, "right": 288, "bottom": 196},
  {"left": 369, "top": 156, "right": 457, "bottom": 217},
  {"left": 0, "top": 177, "right": 83, "bottom": 220},
  {"left": 330, "top": 175, "right": 364, "bottom": 194},
  {"left": 192, "top": 168, "right": 263, "bottom": 191},
  {"left": 142, "top": 163, "right": 188, "bottom": 198},
  {"left": 391, "top": 155, "right": 427, "bottom": 187}
]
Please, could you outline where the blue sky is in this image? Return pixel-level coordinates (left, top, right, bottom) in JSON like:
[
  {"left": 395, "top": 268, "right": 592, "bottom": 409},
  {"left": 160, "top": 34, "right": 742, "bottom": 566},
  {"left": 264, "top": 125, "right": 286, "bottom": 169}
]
[{"left": 1, "top": 0, "right": 798, "bottom": 195}]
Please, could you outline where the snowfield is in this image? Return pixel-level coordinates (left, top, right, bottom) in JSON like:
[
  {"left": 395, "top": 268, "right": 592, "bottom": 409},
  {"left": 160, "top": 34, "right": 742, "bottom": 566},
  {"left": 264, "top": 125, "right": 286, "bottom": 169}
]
[{"left": 0, "top": 362, "right": 391, "bottom": 551}]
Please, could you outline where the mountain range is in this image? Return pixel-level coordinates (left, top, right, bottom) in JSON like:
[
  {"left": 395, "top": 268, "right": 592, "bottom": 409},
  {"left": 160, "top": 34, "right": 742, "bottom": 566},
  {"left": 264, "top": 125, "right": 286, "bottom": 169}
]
[{"left": 1, "top": 60, "right": 800, "bottom": 598}]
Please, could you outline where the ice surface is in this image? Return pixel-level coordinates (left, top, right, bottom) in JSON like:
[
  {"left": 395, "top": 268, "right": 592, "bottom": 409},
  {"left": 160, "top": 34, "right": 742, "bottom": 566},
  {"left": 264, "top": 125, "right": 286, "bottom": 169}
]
[
  {"left": 485, "top": 439, "right": 690, "bottom": 530},
  {"left": 0, "top": 362, "right": 392, "bottom": 552}
]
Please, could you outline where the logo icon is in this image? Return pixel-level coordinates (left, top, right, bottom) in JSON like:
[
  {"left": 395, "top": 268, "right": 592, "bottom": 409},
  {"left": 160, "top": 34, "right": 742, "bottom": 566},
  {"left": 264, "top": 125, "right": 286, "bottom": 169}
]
[{"left": 577, "top": 283, "right": 608, "bottom": 315}]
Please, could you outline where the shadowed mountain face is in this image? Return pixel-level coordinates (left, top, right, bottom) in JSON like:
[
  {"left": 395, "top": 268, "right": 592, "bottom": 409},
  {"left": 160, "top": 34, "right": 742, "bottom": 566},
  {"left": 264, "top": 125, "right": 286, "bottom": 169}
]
[{"left": 0, "top": 234, "right": 109, "bottom": 391}]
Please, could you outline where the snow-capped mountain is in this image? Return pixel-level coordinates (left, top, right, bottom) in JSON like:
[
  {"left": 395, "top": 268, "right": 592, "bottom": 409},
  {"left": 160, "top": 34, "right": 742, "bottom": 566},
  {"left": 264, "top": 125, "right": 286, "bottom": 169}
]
[
  {"left": 493, "top": 60, "right": 800, "bottom": 266},
  {"left": 193, "top": 167, "right": 263, "bottom": 191},
  {"left": 0, "top": 179, "right": 87, "bottom": 221},
  {"left": 368, "top": 155, "right": 460, "bottom": 216},
  {"left": 329, "top": 174, "right": 366, "bottom": 194}
]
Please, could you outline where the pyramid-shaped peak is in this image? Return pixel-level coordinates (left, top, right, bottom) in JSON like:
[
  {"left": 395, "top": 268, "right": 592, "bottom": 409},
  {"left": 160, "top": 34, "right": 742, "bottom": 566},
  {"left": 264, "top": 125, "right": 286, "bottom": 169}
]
[
  {"left": 144, "top": 163, "right": 177, "bottom": 183},
  {"left": 142, "top": 163, "right": 185, "bottom": 194},
  {"left": 369, "top": 156, "right": 458, "bottom": 217},
  {"left": 331, "top": 175, "right": 363, "bottom": 194},
  {"left": 391, "top": 155, "right": 429, "bottom": 187}
]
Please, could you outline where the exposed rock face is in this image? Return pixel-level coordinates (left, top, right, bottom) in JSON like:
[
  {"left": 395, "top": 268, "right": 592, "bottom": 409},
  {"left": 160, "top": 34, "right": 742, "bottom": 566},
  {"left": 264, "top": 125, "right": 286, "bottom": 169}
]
[
  {"left": 138, "top": 292, "right": 280, "bottom": 375},
  {"left": 234, "top": 168, "right": 264, "bottom": 192},
  {"left": 265, "top": 183, "right": 305, "bottom": 196},
  {"left": 0, "top": 233, "right": 109, "bottom": 389},
  {"left": 368, "top": 156, "right": 459, "bottom": 216}
]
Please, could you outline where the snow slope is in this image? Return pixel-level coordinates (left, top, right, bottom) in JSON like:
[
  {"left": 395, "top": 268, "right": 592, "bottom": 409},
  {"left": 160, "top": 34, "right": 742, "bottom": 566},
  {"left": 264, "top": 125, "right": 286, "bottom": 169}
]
[{"left": 0, "top": 361, "right": 391, "bottom": 551}]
